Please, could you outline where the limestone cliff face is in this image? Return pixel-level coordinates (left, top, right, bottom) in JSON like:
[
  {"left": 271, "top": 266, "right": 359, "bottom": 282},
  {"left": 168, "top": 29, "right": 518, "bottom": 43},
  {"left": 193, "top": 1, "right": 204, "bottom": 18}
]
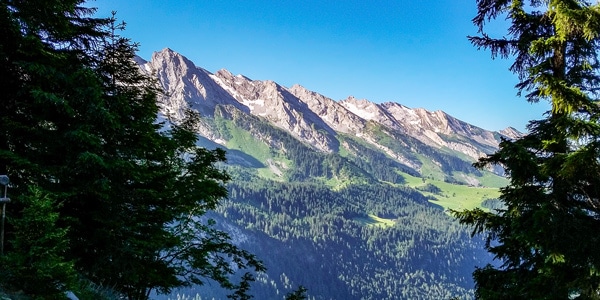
[
  {"left": 140, "top": 48, "right": 244, "bottom": 119},
  {"left": 140, "top": 49, "right": 338, "bottom": 152},
  {"left": 288, "top": 85, "right": 366, "bottom": 135},
  {"left": 211, "top": 69, "right": 338, "bottom": 152},
  {"left": 139, "top": 48, "right": 521, "bottom": 165},
  {"left": 339, "top": 98, "right": 504, "bottom": 160}
]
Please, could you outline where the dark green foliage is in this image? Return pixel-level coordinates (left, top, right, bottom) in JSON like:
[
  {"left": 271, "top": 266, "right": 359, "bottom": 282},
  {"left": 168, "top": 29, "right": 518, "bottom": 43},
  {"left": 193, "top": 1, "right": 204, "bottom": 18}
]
[
  {"left": 0, "top": 2, "right": 263, "bottom": 299},
  {"left": 0, "top": 187, "right": 75, "bottom": 299},
  {"left": 339, "top": 134, "right": 414, "bottom": 181},
  {"left": 0, "top": 0, "right": 105, "bottom": 296},
  {"left": 453, "top": 1, "right": 600, "bottom": 298},
  {"left": 285, "top": 286, "right": 308, "bottom": 300},
  {"left": 227, "top": 273, "right": 255, "bottom": 300},
  {"left": 417, "top": 183, "right": 443, "bottom": 195},
  {"left": 212, "top": 179, "right": 484, "bottom": 299}
]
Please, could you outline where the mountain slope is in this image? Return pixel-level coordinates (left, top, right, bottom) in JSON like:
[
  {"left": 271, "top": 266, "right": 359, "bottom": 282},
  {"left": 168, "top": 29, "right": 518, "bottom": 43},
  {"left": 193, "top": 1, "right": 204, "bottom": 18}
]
[
  {"left": 140, "top": 48, "right": 516, "bottom": 169},
  {"left": 138, "top": 48, "right": 510, "bottom": 299}
]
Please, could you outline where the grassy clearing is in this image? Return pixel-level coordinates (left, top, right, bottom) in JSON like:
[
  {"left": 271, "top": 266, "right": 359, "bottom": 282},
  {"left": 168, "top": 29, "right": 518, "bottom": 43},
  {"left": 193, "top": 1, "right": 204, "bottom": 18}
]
[
  {"left": 401, "top": 172, "right": 501, "bottom": 212},
  {"left": 256, "top": 167, "right": 281, "bottom": 181},
  {"left": 439, "top": 145, "right": 478, "bottom": 162},
  {"left": 323, "top": 176, "right": 346, "bottom": 189},
  {"left": 477, "top": 171, "right": 509, "bottom": 188},
  {"left": 354, "top": 214, "right": 396, "bottom": 228},
  {"left": 224, "top": 123, "right": 272, "bottom": 162},
  {"left": 219, "top": 120, "right": 295, "bottom": 180},
  {"left": 337, "top": 138, "right": 351, "bottom": 158},
  {"left": 415, "top": 154, "right": 446, "bottom": 182}
]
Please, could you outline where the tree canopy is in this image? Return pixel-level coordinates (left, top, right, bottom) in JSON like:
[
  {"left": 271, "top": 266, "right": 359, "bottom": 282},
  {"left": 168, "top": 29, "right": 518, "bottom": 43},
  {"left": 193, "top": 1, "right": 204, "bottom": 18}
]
[
  {"left": 453, "top": 0, "right": 600, "bottom": 299},
  {"left": 0, "top": 1, "right": 263, "bottom": 299}
]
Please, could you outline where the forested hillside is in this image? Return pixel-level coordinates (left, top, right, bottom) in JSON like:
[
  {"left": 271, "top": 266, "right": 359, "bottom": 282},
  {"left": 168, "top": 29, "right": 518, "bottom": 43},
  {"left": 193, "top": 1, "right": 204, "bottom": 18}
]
[
  {"left": 220, "top": 181, "right": 487, "bottom": 299},
  {"left": 164, "top": 179, "right": 491, "bottom": 299},
  {"left": 156, "top": 102, "right": 504, "bottom": 299}
]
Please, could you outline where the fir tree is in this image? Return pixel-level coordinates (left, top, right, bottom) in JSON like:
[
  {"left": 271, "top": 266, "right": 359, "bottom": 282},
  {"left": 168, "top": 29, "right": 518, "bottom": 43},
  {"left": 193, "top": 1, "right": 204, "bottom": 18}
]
[
  {"left": 0, "top": 0, "right": 106, "bottom": 296},
  {"left": 453, "top": 0, "right": 600, "bottom": 299},
  {"left": 1, "top": 187, "right": 76, "bottom": 299},
  {"left": 0, "top": 2, "right": 263, "bottom": 299}
]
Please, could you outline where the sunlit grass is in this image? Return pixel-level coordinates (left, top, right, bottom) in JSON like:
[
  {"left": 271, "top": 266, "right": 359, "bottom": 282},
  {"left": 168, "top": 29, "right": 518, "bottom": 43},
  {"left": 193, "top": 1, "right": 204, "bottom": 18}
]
[
  {"left": 477, "top": 171, "right": 509, "bottom": 188},
  {"left": 401, "top": 172, "right": 501, "bottom": 212},
  {"left": 354, "top": 214, "right": 396, "bottom": 228},
  {"left": 415, "top": 154, "right": 446, "bottom": 182},
  {"left": 224, "top": 124, "right": 272, "bottom": 162}
]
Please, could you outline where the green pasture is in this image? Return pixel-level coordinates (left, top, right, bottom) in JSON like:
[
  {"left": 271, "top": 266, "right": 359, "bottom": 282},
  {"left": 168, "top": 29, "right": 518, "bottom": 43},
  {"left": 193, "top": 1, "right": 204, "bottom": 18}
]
[
  {"left": 354, "top": 214, "right": 397, "bottom": 228},
  {"left": 402, "top": 172, "right": 503, "bottom": 212}
]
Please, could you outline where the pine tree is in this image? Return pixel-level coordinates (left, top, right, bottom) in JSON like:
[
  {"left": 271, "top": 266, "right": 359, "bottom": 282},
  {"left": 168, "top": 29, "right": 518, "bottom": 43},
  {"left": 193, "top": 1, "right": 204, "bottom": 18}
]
[{"left": 453, "top": 1, "right": 600, "bottom": 299}]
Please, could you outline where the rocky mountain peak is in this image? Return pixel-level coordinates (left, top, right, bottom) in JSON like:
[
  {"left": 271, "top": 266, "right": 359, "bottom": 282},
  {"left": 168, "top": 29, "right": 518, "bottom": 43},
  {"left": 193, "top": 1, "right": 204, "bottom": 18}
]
[
  {"left": 140, "top": 48, "right": 243, "bottom": 119},
  {"left": 499, "top": 126, "right": 523, "bottom": 139},
  {"left": 341, "top": 96, "right": 372, "bottom": 108},
  {"left": 208, "top": 69, "right": 339, "bottom": 152},
  {"left": 137, "top": 49, "right": 518, "bottom": 163},
  {"left": 288, "top": 84, "right": 314, "bottom": 97},
  {"left": 214, "top": 69, "right": 253, "bottom": 83},
  {"left": 340, "top": 96, "right": 400, "bottom": 130},
  {"left": 288, "top": 85, "right": 365, "bottom": 134},
  {"left": 150, "top": 48, "right": 199, "bottom": 77},
  {"left": 215, "top": 68, "right": 234, "bottom": 79}
]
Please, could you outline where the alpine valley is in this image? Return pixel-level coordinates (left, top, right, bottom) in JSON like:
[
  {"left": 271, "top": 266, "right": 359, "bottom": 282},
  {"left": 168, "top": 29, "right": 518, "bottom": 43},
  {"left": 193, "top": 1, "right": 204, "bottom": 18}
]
[{"left": 139, "top": 48, "right": 515, "bottom": 300}]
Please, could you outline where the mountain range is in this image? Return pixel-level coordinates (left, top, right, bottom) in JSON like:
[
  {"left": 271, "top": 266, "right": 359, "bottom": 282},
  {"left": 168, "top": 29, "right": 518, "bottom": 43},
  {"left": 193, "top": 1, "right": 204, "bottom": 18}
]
[
  {"left": 139, "top": 48, "right": 517, "bottom": 160},
  {"left": 137, "top": 48, "right": 512, "bottom": 299}
]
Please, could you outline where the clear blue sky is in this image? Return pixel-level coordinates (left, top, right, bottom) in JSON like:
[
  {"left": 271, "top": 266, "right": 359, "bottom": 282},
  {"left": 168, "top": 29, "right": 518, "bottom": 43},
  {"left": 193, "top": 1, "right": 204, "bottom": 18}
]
[{"left": 91, "top": 0, "right": 548, "bottom": 132}]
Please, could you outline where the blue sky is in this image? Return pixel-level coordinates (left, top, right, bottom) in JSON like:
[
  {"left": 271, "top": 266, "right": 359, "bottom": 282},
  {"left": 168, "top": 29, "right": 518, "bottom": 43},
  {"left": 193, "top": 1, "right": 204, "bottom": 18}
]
[{"left": 91, "top": 0, "right": 548, "bottom": 132}]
